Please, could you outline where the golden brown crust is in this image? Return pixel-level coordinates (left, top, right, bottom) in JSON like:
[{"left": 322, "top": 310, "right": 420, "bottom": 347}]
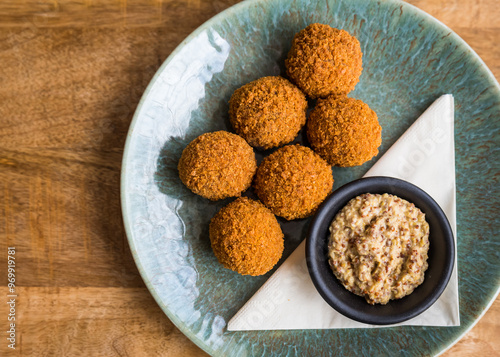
[
  {"left": 228, "top": 76, "right": 308, "bottom": 150},
  {"left": 253, "top": 144, "right": 333, "bottom": 220},
  {"left": 178, "top": 131, "right": 257, "bottom": 200},
  {"left": 307, "top": 95, "right": 382, "bottom": 167},
  {"left": 285, "top": 23, "right": 363, "bottom": 99},
  {"left": 209, "top": 197, "right": 284, "bottom": 276}
]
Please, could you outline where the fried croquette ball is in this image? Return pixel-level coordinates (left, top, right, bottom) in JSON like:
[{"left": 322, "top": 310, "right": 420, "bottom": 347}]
[
  {"left": 253, "top": 145, "right": 333, "bottom": 220},
  {"left": 286, "top": 23, "right": 363, "bottom": 99},
  {"left": 307, "top": 95, "right": 382, "bottom": 167},
  {"left": 209, "top": 197, "right": 284, "bottom": 276},
  {"left": 229, "top": 76, "right": 308, "bottom": 150},
  {"left": 178, "top": 131, "right": 257, "bottom": 200}
]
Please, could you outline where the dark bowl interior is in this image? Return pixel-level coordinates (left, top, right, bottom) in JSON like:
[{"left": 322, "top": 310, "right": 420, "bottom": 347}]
[{"left": 306, "top": 176, "right": 455, "bottom": 325}]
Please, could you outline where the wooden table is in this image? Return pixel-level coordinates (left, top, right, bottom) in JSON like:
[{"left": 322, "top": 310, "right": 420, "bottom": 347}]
[{"left": 0, "top": 0, "right": 498, "bottom": 355}]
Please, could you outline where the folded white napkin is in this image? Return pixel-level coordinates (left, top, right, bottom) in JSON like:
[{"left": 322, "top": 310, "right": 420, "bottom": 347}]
[{"left": 228, "top": 94, "right": 459, "bottom": 330}]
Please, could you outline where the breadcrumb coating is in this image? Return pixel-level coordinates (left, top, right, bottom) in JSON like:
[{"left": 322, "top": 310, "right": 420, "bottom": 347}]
[
  {"left": 286, "top": 23, "right": 363, "bottom": 99},
  {"left": 307, "top": 95, "right": 382, "bottom": 167},
  {"left": 229, "top": 76, "right": 308, "bottom": 150},
  {"left": 178, "top": 131, "right": 257, "bottom": 200},
  {"left": 209, "top": 197, "right": 284, "bottom": 276},
  {"left": 254, "top": 144, "right": 333, "bottom": 220}
]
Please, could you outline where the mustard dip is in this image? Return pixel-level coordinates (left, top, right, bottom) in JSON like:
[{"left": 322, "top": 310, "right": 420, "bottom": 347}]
[{"left": 328, "top": 193, "right": 430, "bottom": 305}]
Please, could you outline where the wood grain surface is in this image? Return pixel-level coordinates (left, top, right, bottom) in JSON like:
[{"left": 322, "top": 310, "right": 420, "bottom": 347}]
[{"left": 0, "top": 0, "right": 498, "bottom": 356}]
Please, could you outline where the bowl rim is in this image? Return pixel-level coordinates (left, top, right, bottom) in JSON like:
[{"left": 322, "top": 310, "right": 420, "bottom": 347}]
[{"left": 306, "top": 176, "right": 455, "bottom": 325}]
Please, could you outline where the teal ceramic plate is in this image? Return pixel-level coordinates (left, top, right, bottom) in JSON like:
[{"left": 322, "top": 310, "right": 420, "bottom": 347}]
[{"left": 121, "top": 0, "right": 500, "bottom": 355}]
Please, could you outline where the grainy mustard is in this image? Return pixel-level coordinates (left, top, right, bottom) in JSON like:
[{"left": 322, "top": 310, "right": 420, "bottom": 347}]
[{"left": 328, "top": 193, "right": 430, "bottom": 305}]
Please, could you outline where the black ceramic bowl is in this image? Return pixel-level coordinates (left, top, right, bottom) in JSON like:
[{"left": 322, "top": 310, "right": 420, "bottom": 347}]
[{"left": 306, "top": 176, "right": 455, "bottom": 325}]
